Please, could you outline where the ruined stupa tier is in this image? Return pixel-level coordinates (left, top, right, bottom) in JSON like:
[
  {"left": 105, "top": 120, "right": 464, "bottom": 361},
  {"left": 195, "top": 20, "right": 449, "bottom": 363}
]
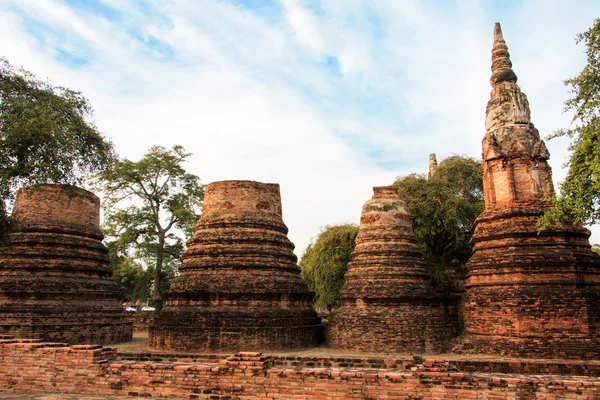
[
  {"left": 329, "top": 186, "right": 451, "bottom": 353},
  {"left": 0, "top": 185, "right": 132, "bottom": 344},
  {"left": 149, "top": 180, "right": 321, "bottom": 352},
  {"left": 460, "top": 23, "right": 600, "bottom": 359}
]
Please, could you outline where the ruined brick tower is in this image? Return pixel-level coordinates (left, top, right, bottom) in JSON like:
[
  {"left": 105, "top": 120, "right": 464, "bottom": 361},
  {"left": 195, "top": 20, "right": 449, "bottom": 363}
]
[
  {"left": 0, "top": 185, "right": 132, "bottom": 344},
  {"left": 460, "top": 23, "right": 600, "bottom": 359},
  {"left": 149, "top": 180, "right": 321, "bottom": 352},
  {"left": 428, "top": 153, "right": 438, "bottom": 179},
  {"left": 329, "top": 186, "right": 451, "bottom": 353}
]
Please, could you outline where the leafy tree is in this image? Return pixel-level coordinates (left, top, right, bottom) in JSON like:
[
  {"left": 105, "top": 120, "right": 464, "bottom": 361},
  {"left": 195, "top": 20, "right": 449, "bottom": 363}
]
[
  {"left": 0, "top": 57, "right": 115, "bottom": 227},
  {"left": 592, "top": 244, "right": 600, "bottom": 256},
  {"left": 542, "top": 18, "right": 600, "bottom": 227},
  {"left": 393, "top": 155, "right": 484, "bottom": 291},
  {"left": 299, "top": 224, "right": 359, "bottom": 311},
  {"left": 97, "top": 145, "right": 204, "bottom": 311},
  {"left": 107, "top": 241, "right": 153, "bottom": 303}
]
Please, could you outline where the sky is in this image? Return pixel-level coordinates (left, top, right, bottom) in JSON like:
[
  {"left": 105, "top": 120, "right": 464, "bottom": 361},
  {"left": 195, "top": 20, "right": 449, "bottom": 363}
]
[{"left": 1, "top": 0, "right": 599, "bottom": 255}]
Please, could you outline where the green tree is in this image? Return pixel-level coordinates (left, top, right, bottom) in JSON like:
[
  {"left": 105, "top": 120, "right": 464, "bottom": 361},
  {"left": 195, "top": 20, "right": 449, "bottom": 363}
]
[
  {"left": 542, "top": 18, "right": 600, "bottom": 227},
  {"left": 393, "top": 155, "right": 484, "bottom": 291},
  {"left": 107, "top": 241, "right": 153, "bottom": 303},
  {"left": 0, "top": 58, "right": 115, "bottom": 228},
  {"left": 97, "top": 145, "right": 204, "bottom": 311},
  {"left": 299, "top": 224, "right": 359, "bottom": 311},
  {"left": 592, "top": 244, "right": 600, "bottom": 256}
]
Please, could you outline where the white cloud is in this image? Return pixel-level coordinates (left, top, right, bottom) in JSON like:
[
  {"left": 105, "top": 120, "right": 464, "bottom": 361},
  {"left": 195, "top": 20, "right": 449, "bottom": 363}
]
[
  {"left": 1, "top": 0, "right": 599, "bottom": 252},
  {"left": 281, "top": 0, "right": 326, "bottom": 55}
]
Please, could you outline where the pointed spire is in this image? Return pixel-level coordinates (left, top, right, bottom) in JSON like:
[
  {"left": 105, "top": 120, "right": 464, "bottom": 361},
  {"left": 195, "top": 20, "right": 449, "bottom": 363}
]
[
  {"left": 490, "top": 22, "right": 517, "bottom": 86},
  {"left": 428, "top": 154, "right": 438, "bottom": 179}
]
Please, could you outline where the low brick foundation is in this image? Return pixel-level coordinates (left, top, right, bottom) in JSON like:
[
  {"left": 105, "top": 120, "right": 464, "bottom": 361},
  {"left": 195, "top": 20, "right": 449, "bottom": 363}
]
[{"left": 1, "top": 336, "right": 600, "bottom": 399}]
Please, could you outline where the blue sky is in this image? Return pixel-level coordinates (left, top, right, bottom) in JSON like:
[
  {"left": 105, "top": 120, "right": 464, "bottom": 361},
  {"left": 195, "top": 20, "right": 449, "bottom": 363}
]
[{"left": 1, "top": 0, "right": 599, "bottom": 252}]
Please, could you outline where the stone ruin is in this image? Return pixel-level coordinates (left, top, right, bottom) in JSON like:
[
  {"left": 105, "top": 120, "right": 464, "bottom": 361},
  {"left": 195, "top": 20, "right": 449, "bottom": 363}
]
[
  {"left": 428, "top": 153, "right": 438, "bottom": 179},
  {"left": 0, "top": 23, "right": 598, "bottom": 369},
  {"left": 459, "top": 23, "right": 600, "bottom": 359},
  {"left": 149, "top": 180, "right": 321, "bottom": 352},
  {"left": 328, "top": 186, "right": 451, "bottom": 353},
  {"left": 0, "top": 184, "right": 132, "bottom": 344}
]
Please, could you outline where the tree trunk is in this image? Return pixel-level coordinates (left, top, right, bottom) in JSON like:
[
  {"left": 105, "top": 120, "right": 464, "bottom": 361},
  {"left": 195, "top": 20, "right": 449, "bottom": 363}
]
[{"left": 153, "top": 233, "right": 165, "bottom": 312}]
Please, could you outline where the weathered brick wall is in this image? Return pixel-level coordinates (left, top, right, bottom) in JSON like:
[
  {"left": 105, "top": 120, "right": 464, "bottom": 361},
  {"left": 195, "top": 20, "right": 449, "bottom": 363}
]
[
  {"left": 128, "top": 311, "right": 155, "bottom": 332},
  {"left": 461, "top": 206, "right": 600, "bottom": 359},
  {"left": 0, "top": 184, "right": 132, "bottom": 345},
  {"left": 150, "top": 180, "right": 321, "bottom": 352},
  {"left": 1, "top": 337, "right": 600, "bottom": 399},
  {"left": 459, "top": 23, "right": 600, "bottom": 359},
  {"left": 12, "top": 184, "right": 100, "bottom": 227},
  {"left": 329, "top": 186, "right": 452, "bottom": 353}
]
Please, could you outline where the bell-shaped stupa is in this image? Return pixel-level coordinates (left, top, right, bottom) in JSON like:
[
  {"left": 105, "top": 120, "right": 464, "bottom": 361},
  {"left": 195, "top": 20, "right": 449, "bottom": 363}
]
[
  {"left": 149, "top": 180, "right": 321, "bottom": 352},
  {"left": 459, "top": 23, "right": 600, "bottom": 359},
  {"left": 329, "top": 186, "right": 451, "bottom": 353},
  {"left": 0, "top": 185, "right": 132, "bottom": 344}
]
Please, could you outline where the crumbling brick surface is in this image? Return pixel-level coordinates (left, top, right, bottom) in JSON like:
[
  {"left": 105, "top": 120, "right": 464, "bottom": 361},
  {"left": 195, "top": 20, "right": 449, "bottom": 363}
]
[
  {"left": 458, "top": 23, "right": 600, "bottom": 359},
  {"left": 329, "top": 186, "right": 452, "bottom": 353},
  {"left": 149, "top": 180, "right": 321, "bottom": 352},
  {"left": 128, "top": 311, "right": 154, "bottom": 332},
  {"left": 2, "top": 337, "right": 600, "bottom": 399},
  {"left": 0, "top": 185, "right": 132, "bottom": 345}
]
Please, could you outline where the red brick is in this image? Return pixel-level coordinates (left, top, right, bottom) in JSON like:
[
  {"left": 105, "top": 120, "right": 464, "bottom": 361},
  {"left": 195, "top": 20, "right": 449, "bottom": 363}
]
[
  {"left": 0, "top": 184, "right": 133, "bottom": 345},
  {"left": 456, "top": 23, "right": 600, "bottom": 360}
]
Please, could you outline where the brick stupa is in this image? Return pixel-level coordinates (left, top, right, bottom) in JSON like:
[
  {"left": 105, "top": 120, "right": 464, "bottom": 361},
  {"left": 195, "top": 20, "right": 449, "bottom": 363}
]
[
  {"left": 329, "top": 186, "right": 451, "bottom": 353},
  {"left": 460, "top": 23, "right": 600, "bottom": 359},
  {"left": 149, "top": 180, "right": 321, "bottom": 352},
  {"left": 0, "top": 185, "right": 132, "bottom": 344}
]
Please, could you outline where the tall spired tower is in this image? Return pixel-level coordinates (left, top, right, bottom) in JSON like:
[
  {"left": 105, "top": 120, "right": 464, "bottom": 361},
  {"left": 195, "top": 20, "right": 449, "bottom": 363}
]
[{"left": 460, "top": 23, "right": 600, "bottom": 359}]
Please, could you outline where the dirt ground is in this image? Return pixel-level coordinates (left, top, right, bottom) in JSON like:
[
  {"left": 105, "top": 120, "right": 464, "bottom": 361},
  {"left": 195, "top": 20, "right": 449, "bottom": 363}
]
[
  {"left": 0, "top": 390, "right": 171, "bottom": 400},
  {"left": 110, "top": 332, "right": 556, "bottom": 362}
]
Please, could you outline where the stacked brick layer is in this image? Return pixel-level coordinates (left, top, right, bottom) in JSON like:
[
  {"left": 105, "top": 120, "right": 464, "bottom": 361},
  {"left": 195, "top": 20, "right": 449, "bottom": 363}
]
[
  {"left": 2, "top": 337, "right": 600, "bottom": 399},
  {"left": 0, "top": 185, "right": 132, "bottom": 344},
  {"left": 329, "top": 186, "right": 450, "bottom": 353},
  {"left": 149, "top": 180, "right": 320, "bottom": 352},
  {"left": 462, "top": 205, "right": 600, "bottom": 359}
]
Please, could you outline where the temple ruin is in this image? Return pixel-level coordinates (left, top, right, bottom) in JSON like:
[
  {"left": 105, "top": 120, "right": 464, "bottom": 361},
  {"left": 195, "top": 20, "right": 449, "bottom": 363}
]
[
  {"left": 2, "top": 20, "right": 600, "bottom": 400},
  {"left": 328, "top": 186, "right": 451, "bottom": 352},
  {"left": 0, "top": 184, "right": 132, "bottom": 344},
  {"left": 149, "top": 180, "right": 321, "bottom": 352},
  {"left": 459, "top": 23, "right": 600, "bottom": 359},
  {"left": 428, "top": 153, "right": 438, "bottom": 179}
]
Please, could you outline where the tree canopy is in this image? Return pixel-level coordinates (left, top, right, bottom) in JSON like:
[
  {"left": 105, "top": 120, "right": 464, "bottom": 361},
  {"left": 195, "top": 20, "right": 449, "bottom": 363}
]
[
  {"left": 393, "top": 155, "right": 484, "bottom": 291},
  {"left": 542, "top": 18, "right": 600, "bottom": 227},
  {"left": 299, "top": 224, "right": 359, "bottom": 311},
  {"left": 108, "top": 243, "right": 153, "bottom": 304},
  {"left": 96, "top": 145, "right": 204, "bottom": 310},
  {"left": 0, "top": 58, "right": 115, "bottom": 225}
]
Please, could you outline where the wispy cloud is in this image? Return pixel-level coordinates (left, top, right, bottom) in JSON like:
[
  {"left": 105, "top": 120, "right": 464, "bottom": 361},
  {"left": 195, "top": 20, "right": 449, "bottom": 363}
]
[{"left": 1, "top": 0, "right": 599, "bottom": 251}]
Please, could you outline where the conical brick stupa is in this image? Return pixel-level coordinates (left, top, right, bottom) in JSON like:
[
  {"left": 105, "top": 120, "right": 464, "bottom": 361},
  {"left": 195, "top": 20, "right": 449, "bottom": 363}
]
[
  {"left": 0, "top": 185, "right": 132, "bottom": 344},
  {"left": 459, "top": 23, "right": 600, "bottom": 359},
  {"left": 329, "top": 186, "right": 451, "bottom": 353},
  {"left": 149, "top": 180, "right": 321, "bottom": 352}
]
